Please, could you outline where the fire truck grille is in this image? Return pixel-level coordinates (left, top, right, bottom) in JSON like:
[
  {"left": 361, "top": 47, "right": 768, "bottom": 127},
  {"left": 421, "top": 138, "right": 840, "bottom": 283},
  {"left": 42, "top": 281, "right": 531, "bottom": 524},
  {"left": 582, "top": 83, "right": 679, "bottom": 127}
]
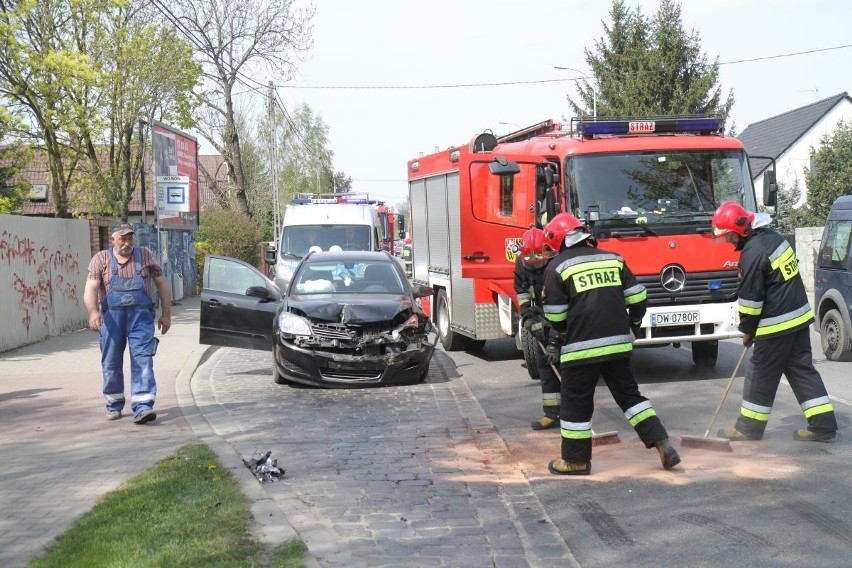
[{"left": 638, "top": 270, "right": 738, "bottom": 306}]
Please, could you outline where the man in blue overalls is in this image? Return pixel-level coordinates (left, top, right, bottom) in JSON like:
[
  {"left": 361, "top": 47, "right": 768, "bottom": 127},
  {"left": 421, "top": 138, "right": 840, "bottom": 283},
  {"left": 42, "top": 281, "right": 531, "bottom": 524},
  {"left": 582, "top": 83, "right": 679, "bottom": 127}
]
[{"left": 84, "top": 222, "right": 172, "bottom": 424}]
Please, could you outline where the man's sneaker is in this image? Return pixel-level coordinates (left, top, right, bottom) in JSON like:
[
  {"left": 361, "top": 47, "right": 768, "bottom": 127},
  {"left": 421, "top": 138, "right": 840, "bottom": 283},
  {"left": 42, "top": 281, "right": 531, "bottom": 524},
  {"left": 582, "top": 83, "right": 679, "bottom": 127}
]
[
  {"left": 106, "top": 410, "right": 122, "bottom": 421},
  {"left": 654, "top": 438, "right": 681, "bottom": 470},
  {"left": 548, "top": 459, "right": 591, "bottom": 476},
  {"left": 717, "top": 427, "right": 762, "bottom": 441},
  {"left": 531, "top": 416, "right": 559, "bottom": 431},
  {"left": 133, "top": 410, "right": 157, "bottom": 425},
  {"left": 792, "top": 428, "right": 836, "bottom": 442}
]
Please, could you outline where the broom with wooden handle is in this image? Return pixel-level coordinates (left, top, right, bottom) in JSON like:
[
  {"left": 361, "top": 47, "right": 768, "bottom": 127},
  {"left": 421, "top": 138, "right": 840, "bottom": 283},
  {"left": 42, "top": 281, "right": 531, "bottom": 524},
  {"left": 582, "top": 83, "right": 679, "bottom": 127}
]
[
  {"left": 680, "top": 345, "right": 750, "bottom": 452},
  {"left": 536, "top": 339, "right": 621, "bottom": 447}
]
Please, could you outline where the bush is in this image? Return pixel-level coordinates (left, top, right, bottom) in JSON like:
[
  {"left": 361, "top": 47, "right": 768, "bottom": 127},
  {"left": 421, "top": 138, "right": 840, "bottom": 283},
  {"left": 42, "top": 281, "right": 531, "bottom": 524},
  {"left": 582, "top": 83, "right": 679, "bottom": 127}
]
[{"left": 195, "top": 207, "right": 263, "bottom": 293}]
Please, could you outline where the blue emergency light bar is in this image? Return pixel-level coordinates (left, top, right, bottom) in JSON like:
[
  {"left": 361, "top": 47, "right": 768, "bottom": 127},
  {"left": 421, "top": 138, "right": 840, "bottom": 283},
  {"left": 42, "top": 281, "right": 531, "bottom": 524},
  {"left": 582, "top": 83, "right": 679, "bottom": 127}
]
[
  {"left": 291, "top": 193, "right": 374, "bottom": 205},
  {"left": 577, "top": 116, "right": 721, "bottom": 138}
]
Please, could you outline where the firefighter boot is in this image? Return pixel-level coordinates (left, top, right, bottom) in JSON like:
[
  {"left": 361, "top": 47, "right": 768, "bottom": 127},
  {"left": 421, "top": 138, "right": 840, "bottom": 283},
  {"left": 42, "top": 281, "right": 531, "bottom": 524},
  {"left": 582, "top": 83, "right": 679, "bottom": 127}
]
[
  {"left": 792, "top": 429, "right": 836, "bottom": 442},
  {"left": 717, "top": 427, "right": 762, "bottom": 441},
  {"left": 654, "top": 438, "right": 681, "bottom": 470},
  {"left": 531, "top": 416, "right": 558, "bottom": 431},
  {"left": 548, "top": 459, "right": 591, "bottom": 476}
]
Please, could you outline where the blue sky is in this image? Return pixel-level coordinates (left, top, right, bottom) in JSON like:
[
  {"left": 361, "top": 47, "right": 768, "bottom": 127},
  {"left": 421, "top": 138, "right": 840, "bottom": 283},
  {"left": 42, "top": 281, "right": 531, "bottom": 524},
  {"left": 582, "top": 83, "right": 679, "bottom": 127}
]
[{"left": 220, "top": 0, "right": 852, "bottom": 207}]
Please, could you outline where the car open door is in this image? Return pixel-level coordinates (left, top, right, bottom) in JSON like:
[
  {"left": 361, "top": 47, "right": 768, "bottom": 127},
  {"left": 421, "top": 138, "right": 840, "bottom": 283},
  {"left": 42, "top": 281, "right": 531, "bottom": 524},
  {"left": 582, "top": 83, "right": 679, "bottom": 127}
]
[{"left": 200, "top": 254, "right": 282, "bottom": 350}]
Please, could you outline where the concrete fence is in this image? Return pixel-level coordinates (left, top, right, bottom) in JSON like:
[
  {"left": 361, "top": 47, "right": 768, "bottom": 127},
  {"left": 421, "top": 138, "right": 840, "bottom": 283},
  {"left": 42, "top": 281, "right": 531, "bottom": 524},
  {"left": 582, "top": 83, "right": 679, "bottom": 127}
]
[
  {"left": 795, "top": 226, "right": 823, "bottom": 293},
  {"left": 0, "top": 216, "right": 90, "bottom": 352}
]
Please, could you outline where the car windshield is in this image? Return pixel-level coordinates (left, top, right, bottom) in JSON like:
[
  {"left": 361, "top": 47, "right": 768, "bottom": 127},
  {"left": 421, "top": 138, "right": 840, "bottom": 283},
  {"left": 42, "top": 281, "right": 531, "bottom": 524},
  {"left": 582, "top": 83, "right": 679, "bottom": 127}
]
[
  {"left": 280, "top": 225, "right": 372, "bottom": 257},
  {"left": 292, "top": 260, "right": 405, "bottom": 295}
]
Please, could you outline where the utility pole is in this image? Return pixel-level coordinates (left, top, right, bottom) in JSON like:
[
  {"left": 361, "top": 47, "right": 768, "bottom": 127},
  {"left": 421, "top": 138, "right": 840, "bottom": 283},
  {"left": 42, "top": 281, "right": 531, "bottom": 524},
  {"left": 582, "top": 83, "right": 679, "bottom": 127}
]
[
  {"left": 268, "top": 82, "right": 281, "bottom": 245},
  {"left": 139, "top": 119, "right": 147, "bottom": 224}
]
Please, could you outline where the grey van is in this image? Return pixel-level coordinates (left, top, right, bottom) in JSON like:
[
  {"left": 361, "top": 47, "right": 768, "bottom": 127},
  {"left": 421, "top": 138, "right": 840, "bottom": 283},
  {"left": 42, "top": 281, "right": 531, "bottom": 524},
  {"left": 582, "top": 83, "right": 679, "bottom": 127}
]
[{"left": 814, "top": 195, "right": 852, "bottom": 361}]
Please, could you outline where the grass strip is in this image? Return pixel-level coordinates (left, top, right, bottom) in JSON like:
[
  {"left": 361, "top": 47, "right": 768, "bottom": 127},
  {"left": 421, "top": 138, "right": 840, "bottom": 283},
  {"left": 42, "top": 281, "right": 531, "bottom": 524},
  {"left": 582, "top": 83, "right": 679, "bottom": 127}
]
[{"left": 29, "top": 442, "right": 305, "bottom": 568}]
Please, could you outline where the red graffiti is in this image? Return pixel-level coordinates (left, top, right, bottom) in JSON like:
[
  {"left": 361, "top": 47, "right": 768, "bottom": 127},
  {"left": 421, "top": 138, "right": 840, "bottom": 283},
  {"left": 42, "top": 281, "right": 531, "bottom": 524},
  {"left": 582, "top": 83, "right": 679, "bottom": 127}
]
[{"left": 3, "top": 231, "right": 83, "bottom": 336}]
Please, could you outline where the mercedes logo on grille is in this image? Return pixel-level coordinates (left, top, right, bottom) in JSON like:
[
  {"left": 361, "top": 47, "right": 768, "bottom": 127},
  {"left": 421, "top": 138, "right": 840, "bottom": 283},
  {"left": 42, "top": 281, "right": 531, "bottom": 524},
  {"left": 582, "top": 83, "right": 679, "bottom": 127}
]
[{"left": 661, "top": 264, "right": 686, "bottom": 292}]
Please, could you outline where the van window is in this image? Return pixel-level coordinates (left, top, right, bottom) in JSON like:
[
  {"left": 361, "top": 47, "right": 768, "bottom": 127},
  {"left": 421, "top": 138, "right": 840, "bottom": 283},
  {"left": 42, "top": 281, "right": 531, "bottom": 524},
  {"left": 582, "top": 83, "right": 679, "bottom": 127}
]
[{"left": 818, "top": 220, "right": 852, "bottom": 270}]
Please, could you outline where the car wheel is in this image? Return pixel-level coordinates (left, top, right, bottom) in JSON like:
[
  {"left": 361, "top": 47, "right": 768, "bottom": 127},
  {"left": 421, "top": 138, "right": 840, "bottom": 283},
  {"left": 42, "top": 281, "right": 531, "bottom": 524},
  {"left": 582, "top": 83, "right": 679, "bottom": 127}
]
[
  {"left": 272, "top": 352, "right": 287, "bottom": 385},
  {"left": 691, "top": 340, "right": 718, "bottom": 368},
  {"left": 520, "top": 324, "right": 541, "bottom": 380},
  {"left": 821, "top": 308, "right": 852, "bottom": 361},
  {"left": 436, "top": 289, "right": 466, "bottom": 351}
]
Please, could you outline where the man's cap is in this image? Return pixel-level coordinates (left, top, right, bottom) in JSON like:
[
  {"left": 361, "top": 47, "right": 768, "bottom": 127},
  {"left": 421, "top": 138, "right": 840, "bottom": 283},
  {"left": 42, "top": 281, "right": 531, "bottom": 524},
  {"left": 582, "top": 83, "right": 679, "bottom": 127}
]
[{"left": 112, "top": 222, "right": 135, "bottom": 235}]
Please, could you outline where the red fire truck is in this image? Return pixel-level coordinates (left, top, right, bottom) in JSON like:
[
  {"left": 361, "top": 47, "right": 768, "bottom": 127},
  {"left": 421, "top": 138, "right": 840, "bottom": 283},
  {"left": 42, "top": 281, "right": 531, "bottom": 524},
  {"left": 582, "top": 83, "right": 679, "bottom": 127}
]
[{"left": 407, "top": 116, "right": 773, "bottom": 369}]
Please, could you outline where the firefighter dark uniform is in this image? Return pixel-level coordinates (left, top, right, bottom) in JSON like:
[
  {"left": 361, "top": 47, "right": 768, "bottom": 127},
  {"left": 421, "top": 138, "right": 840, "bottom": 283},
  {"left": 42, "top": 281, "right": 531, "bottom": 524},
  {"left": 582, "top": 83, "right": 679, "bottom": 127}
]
[
  {"left": 718, "top": 214, "right": 837, "bottom": 441},
  {"left": 541, "top": 213, "right": 680, "bottom": 474},
  {"left": 514, "top": 254, "right": 560, "bottom": 429}
]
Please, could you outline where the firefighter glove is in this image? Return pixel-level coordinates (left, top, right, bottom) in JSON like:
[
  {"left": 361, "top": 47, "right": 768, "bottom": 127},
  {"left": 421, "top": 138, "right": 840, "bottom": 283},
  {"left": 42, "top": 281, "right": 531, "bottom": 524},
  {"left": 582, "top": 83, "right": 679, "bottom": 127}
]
[
  {"left": 529, "top": 316, "right": 550, "bottom": 343},
  {"left": 545, "top": 341, "right": 561, "bottom": 366},
  {"left": 630, "top": 321, "right": 642, "bottom": 342}
]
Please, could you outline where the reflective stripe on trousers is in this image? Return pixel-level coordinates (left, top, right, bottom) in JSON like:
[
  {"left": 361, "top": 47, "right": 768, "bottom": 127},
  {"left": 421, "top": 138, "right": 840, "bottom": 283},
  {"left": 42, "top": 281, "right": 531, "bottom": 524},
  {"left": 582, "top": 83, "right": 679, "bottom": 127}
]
[{"left": 735, "top": 327, "right": 836, "bottom": 437}]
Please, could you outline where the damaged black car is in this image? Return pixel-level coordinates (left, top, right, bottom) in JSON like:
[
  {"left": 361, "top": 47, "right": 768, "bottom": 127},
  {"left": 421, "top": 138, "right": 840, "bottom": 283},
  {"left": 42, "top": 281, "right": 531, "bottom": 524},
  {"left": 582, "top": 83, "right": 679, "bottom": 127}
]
[{"left": 200, "top": 250, "right": 436, "bottom": 388}]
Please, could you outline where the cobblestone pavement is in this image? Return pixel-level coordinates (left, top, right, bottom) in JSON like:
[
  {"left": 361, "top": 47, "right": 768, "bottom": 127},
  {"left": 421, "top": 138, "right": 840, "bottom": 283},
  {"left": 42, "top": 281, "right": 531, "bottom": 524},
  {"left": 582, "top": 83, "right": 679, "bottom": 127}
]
[{"left": 193, "top": 346, "right": 578, "bottom": 568}]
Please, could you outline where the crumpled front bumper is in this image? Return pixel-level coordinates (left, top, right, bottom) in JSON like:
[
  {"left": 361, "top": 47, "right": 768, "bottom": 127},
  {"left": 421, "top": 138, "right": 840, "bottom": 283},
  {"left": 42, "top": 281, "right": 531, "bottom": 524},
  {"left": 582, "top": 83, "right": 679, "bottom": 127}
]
[{"left": 273, "top": 337, "right": 436, "bottom": 388}]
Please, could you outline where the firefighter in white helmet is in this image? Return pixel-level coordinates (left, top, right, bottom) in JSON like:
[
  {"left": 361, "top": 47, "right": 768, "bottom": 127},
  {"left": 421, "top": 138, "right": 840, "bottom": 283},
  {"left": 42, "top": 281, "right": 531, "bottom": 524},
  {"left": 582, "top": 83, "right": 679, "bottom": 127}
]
[
  {"left": 712, "top": 201, "right": 837, "bottom": 442},
  {"left": 541, "top": 213, "right": 680, "bottom": 475},
  {"left": 514, "top": 228, "right": 560, "bottom": 430}
]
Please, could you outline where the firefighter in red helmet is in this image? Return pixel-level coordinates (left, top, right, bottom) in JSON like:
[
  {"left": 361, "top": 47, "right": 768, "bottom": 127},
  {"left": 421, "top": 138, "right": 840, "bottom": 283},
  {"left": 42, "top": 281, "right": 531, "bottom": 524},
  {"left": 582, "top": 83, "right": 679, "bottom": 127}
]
[
  {"left": 541, "top": 213, "right": 680, "bottom": 475},
  {"left": 712, "top": 201, "right": 837, "bottom": 442},
  {"left": 514, "top": 228, "right": 560, "bottom": 429}
]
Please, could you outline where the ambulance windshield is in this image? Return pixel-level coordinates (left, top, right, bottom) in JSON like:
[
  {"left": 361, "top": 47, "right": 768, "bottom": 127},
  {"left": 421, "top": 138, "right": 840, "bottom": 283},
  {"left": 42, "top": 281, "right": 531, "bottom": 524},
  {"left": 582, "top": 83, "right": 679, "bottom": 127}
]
[{"left": 567, "top": 150, "right": 756, "bottom": 225}]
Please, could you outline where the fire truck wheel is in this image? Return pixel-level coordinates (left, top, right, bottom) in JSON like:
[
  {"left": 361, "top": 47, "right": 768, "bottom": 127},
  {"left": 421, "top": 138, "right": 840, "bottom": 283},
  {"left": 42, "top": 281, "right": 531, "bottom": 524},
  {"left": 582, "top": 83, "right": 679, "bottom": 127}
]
[
  {"left": 436, "top": 289, "right": 466, "bottom": 351},
  {"left": 691, "top": 340, "right": 718, "bottom": 368},
  {"left": 520, "top": 325, "right": 542, "bottom": 380}
]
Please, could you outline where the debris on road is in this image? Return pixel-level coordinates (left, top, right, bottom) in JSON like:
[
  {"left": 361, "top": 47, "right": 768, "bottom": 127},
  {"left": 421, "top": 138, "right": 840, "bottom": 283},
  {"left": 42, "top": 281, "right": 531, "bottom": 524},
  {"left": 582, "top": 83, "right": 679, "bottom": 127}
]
[{"left": 245, "top": 450, "right": 286, "bottom": 483}]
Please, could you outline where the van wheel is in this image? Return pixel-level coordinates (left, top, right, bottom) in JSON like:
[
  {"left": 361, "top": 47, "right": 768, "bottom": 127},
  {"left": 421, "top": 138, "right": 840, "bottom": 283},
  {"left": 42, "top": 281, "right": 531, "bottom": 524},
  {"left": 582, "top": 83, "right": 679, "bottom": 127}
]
[
  {"left": 520, "top": 323, "right": 542, "bottom": 381},
  {"left": 821, "top": 309, "right": 852, "bottom": 361},
  {"left": 692, "top": 340, "right": 718, "bottom": 368},
  {"left": 436, "top": 289, "right": 465, "bottom": 351}
]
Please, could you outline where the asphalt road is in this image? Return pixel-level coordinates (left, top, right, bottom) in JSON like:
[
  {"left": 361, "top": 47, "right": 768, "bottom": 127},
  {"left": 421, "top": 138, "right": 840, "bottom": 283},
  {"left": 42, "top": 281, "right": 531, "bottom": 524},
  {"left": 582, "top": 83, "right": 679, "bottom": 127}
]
[
  {"left": 457, "top": 329, "right": 852, "bottom": 567},
  {"left": 199, "top": 326, "right": 851, "bottom": 567}
]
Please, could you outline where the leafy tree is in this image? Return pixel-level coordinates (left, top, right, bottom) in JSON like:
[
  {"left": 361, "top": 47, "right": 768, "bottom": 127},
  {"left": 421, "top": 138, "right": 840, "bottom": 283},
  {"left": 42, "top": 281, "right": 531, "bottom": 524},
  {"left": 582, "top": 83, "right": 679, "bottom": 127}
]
[
  {"left": 771, "top": 180, "right": 820, "bottom": 233},
  {"left": 0, "top": 0, "right": 102, "bottom": 217},
  {"left": 195, "top": 206, "right": 263, "bottom": 292},
  {"left": 803, "top": 120, "right": 852, "bottom": 224},
  {"left": 77, "top": 3, "right": 200, "bottom": 218},
  {"left": 0, "top": 0, "right": 199, "bottom": 218},
  {"left": 274, "top": 102, "right": 334, "bottom": 202},
  {"left": 332, "top": 171, "right": 352, "bottom": 193},
  {"left": 0, "top": 109, "right": 31, "bottom": 213},
  {"left": 572, "top": 0, "right": 733, "bottom": 124},
  {"left": 151, "top": 0, "right": 314, "bottom": 218}
]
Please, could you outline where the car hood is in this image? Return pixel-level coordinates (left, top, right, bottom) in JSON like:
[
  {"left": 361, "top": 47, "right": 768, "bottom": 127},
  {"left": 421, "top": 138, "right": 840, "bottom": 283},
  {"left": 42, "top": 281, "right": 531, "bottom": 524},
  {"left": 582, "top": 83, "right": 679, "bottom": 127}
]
[{"left": 287, "top": 295, "right": 415, "bottom": 324}]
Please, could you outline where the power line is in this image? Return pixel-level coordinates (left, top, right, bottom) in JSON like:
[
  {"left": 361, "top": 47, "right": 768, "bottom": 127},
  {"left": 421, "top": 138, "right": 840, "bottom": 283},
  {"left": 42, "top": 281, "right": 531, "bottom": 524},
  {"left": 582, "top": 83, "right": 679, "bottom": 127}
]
[{"left": 275, "top": 44, "right": 852, "bottom": 91}]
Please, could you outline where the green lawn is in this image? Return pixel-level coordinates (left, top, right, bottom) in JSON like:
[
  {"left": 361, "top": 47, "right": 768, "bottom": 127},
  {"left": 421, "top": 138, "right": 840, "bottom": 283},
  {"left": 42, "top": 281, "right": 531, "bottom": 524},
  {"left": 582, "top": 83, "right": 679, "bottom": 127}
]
[{"left": 29, "top": 443, "right": 306, "bottom": 568}]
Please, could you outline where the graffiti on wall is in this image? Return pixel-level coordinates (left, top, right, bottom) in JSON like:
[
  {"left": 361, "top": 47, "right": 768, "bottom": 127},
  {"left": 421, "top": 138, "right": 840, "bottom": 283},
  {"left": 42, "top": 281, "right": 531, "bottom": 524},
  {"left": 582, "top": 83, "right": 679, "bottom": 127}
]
[
  {"left": 1, "top": 229, "right": 82, "bottom": 336},
  {"left": 132, "top": 224, "right": 196, "bottom": 299}
]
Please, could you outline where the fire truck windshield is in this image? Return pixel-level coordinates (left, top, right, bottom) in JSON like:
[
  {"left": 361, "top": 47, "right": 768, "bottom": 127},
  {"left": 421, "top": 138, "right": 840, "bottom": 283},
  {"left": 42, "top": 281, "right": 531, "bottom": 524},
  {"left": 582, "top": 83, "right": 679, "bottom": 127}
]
[{"left": 567, "top": 150, "right": 756, "bottom": 225}]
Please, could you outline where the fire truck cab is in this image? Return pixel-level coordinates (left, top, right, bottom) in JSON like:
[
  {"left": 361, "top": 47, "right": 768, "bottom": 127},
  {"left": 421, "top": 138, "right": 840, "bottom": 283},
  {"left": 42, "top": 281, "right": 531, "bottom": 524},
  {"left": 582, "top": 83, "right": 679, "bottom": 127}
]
[{"left": 407, "top": 116, "right": 764, "bottom": 369}]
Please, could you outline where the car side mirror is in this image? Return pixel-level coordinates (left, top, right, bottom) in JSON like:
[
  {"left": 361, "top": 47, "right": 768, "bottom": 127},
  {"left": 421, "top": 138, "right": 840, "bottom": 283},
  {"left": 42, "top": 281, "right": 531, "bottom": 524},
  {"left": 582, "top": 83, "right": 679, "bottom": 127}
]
[
  {"left": 246, "top": 285, "right": 271, "bottom": 300},
  {"left": 264, "top": 246, "right": 276, "bottom": 265},
  {"left": 413, "top": 285, "right": 434, "bottom": 299}
]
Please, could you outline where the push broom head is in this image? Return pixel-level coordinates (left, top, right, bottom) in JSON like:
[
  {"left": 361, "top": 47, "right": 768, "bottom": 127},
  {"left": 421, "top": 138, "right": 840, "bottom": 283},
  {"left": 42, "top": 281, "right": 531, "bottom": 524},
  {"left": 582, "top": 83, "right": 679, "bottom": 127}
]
[
  {"left": 679, "top": 434, "right": 733, "bottom": 452},
  {"left": 591, "top": 431, "right": 621, "bottom": 447}
]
